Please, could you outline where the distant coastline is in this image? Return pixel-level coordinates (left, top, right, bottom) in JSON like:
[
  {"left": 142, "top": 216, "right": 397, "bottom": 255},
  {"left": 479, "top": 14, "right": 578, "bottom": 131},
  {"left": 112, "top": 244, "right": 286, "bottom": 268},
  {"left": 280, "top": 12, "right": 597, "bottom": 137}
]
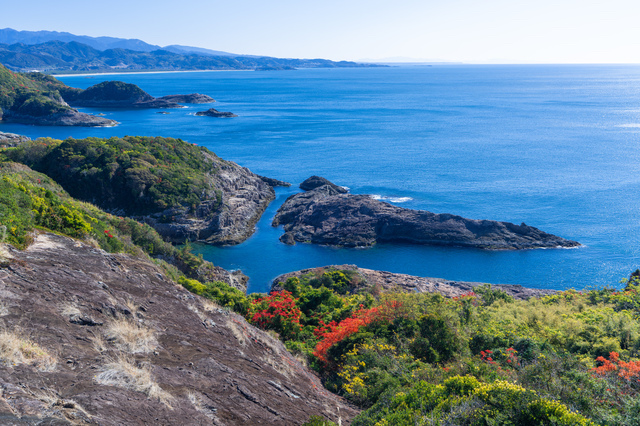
[{"left": 53, "top": 69, "right": 255, "bottom": 77}]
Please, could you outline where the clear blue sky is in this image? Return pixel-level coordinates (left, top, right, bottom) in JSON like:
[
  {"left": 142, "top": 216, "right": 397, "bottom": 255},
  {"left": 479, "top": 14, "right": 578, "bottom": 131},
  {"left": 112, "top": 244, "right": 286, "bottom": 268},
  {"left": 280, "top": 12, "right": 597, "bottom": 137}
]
[{"left": 2, "top": 0, "right": 640, "bottom": 63}]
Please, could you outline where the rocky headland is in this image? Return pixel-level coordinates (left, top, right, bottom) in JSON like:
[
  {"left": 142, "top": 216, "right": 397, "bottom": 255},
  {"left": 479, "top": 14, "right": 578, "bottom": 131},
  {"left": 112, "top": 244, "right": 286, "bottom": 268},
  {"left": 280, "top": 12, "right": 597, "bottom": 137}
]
[
  {"left": 67, "top": 81, "right": 185, "bottom": 108},
  {"left": 0, "top": 63, "right": 118, "bottom": 127},
  {"left": 273, "top": 177, "right": 580, "bottom": 249},
  {"left": 272, "top": 264, "right": 557, "bottom": 300},
  {"left": 4, "top": 136, "right": 277, "bottom": 246},
  {"left": 2, "top": 108, "right": 117, "bottom": 127},
  {"left": 0, "top": 232, "right": 356, "bottom": 425},
  {"left": 195, "top": 108, "right": 238, "bottom": 118},
  {"left": 144, "top": 156, "right": 275, "bottom": 245}
]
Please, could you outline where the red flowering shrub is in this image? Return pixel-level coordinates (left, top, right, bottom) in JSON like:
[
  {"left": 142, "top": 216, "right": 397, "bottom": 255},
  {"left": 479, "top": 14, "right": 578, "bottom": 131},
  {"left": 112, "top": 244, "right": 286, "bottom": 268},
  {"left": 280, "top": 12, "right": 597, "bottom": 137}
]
[
  {"left": 592, "top": 352, "right": 640, "bottom": 381},
  {"left": 248, "top": 290, "right": 302, "bottom": 340},
  {"left": 313, "top": 300, "right": 402, "bottom": 364}
]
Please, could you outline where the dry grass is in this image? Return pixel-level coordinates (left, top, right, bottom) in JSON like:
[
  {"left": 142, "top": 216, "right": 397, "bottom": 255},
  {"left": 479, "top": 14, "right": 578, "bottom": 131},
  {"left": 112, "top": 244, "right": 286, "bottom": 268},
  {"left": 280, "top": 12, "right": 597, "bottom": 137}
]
[
  {"left": 104, "top": 317, "right": 156, "bottom": 354},
  {"left": 89, "top": 331, "right": 108, "bottom": 354},
  {"left": 95, "top": 356, "right": 174, "bottom": 408},
  {"left": 0, "top": 329, "right": 57, "bottom": 371},
  {"left": 60, "top": 303, "right": 81, "bottom": 318},
  {"left": 29, "top": 387, "right": 93, "bottom": 423},
  {"left": 187, "top": 304, "right": 207, "bottom": 322}
]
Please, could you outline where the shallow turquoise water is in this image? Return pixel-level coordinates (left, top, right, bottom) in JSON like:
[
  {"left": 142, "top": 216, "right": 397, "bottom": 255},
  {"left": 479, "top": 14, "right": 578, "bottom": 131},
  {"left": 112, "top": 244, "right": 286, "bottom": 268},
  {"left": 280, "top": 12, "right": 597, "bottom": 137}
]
[{"left": 3, "top": 65, "right": 640, "bottom": 292}]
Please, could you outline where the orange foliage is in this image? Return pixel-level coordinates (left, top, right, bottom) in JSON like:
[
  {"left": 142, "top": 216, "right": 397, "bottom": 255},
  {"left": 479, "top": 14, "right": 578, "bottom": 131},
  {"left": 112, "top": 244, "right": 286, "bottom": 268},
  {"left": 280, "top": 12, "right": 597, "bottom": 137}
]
[{"left": 313, "top": 300, "right": 403, "bottom": 364}]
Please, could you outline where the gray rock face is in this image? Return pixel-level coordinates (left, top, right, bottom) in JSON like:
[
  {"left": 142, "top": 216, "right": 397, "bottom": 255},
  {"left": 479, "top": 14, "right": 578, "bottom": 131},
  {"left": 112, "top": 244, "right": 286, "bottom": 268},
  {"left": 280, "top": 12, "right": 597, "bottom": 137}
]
[
  {"left": 143, "top": 156, "right": 275, "bottom": 245},
  {"left": 0, "top": 131, "right": 30, "bottom": 147},
  {"left": 273, "top": 177, "right": 580, "bottom": 249},
  {"left": 300, "top": 175, "right": 347, "bottom": 193},
  {"left": 0, "top": 233, "right": 357, "bottom": 425},
  {"left": 195, "top": 108, "right": 238, "bottom": 117},
  {"left": 2, "top": 109, "right": 117, "bottom": 127},
  {"left": 157, "top": 93, "right": 215, "bottom": 104},
  {"left": 272, "top": 264, "right": 557, "bottom": 300}
]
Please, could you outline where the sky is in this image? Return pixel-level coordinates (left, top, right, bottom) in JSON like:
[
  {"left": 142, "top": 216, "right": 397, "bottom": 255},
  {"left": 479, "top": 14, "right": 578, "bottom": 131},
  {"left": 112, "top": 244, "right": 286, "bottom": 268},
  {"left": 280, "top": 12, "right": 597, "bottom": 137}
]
[{"left": 2, "top": 0, "right": 640, "bottom": 63}]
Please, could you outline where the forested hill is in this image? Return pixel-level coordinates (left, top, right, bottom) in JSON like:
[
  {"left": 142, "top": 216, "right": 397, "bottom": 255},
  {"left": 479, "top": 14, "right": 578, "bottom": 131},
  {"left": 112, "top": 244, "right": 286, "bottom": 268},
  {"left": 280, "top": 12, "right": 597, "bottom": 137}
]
[{"left": 0, "top": 40, "right": 379, "bottom": 73}]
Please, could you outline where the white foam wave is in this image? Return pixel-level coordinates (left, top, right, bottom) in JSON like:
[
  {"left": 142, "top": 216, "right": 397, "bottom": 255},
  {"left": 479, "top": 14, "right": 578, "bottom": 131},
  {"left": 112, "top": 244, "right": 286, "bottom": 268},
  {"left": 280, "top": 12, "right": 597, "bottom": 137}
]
[{"left": 369, "top": 194, "right": 413, "bottom": 203}]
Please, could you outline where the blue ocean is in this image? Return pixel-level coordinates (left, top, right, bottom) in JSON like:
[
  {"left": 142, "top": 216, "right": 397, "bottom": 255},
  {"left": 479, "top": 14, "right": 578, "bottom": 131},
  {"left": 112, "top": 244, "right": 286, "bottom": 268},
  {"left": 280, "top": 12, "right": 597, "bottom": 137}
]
[{"left": 3, "top": 65, "right": 640, "bottom": 293}]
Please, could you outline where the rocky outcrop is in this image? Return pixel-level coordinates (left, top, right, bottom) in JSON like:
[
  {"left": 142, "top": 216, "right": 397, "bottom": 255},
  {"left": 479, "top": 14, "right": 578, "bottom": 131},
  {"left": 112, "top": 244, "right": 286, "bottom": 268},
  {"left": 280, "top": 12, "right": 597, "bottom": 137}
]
[
  {"left": 299, "top": 175, "right": 347, "bottom": 193},
  {"left": 196, "top": 108, "right": 237, "bottom": 118},
  {"left": 195, "top": 108, "right": 238, "bottom": 118},
  {"left": 142, "top": 155, "right": 275, "bottom": 245},
  {"left": 273, "top": 177, "right": 580, "bottom": 249},
  {"left": 2, "top": 109, "right": 117, "bottom": 126},
  {"left": 68, "top": 81, "right": 184, "bottom": 108},
  {"left": 157, "top": 93, "right": 215, "bottom": 104},
  {"left": 272, "top": 264, "right": 556, "bottom": 300},
  {"left": 257, "top": 175, "right": 292, "bottom": 188},
  {"left": 0, "top": 131, "right": 30, "bottom": 147},
  {"left": 0, "top": 233, "right": 356, "bottom": 425}
]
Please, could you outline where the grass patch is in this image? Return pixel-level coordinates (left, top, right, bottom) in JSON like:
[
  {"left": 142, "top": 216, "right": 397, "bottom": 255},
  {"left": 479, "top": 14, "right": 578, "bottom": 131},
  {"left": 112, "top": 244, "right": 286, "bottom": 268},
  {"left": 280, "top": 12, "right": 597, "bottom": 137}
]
[
  {"left": 0, "top": 329, "right": 56, "bottom": 371},
  {"left": 95, "top": 356, "right": 173, "bottom": 407}
]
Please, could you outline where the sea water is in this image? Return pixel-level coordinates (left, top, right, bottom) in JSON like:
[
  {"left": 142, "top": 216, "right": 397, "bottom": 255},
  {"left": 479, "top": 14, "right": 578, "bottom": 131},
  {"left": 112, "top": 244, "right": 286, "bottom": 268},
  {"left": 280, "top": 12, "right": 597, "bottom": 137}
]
[{"left": 3, "top": 65, "right": 640, "bottom": 293}]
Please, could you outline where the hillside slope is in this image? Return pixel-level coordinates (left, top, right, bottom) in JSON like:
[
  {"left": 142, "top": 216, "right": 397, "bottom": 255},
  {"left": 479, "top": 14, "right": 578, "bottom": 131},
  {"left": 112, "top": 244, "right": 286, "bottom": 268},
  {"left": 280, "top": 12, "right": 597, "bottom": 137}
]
[{"left": 0, "top": 232, "right": 357, "bottom": 425}]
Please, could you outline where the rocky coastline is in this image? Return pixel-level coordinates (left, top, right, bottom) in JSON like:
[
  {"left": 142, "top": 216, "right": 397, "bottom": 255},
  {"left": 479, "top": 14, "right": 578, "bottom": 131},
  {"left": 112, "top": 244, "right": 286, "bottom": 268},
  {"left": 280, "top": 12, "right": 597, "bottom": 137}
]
[
  {"left": 2, "top": 108, "right": 117, "bottom": 127},
  {"left": 272, "top": 264, "right": 557, "bottom": 300},
  {"left": 140, "top": 156, "right": 276, "bottom": 245},
  {"left": 273, "top": 177, "right": 580, "bottom": 249},
  {"left": 157, "top": 93, "right": 215, "bottom": 104}
]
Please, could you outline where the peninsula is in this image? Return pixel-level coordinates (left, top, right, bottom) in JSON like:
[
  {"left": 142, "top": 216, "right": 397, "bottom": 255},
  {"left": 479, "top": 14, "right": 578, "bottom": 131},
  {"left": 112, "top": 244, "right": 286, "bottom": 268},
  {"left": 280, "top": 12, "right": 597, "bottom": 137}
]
[{"left": 273, "top": 176, "right": 580, "bottom": 249}]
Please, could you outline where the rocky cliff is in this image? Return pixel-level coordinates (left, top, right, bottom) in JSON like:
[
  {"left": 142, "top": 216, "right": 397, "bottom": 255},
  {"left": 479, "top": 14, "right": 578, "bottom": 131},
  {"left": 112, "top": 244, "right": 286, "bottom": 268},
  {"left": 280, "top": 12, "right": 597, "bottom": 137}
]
[
  {"left": 0, "top": 233, "right": 357, "bottom": 425},
  {"left": 145, "top": 155, "right": 276, "bottom": 245},
  {"left": 273, "top": 178, "right": 580, "bottom": 249},
  {"left": 4, "top": 136, "right": 277, "bottom": 246}
]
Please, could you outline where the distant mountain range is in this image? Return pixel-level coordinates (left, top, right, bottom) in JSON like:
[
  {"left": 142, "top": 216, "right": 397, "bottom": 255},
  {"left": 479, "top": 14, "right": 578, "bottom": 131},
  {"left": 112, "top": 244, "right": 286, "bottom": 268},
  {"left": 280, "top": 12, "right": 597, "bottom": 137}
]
[{"left": 0, "top": 28, "right": 376, "bottom": 73}]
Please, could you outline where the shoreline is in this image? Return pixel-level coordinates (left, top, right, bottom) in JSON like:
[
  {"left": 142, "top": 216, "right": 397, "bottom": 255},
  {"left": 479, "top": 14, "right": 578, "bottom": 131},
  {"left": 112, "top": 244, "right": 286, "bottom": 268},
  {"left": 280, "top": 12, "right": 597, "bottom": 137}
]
[{"left": 54, "top": 69, "right": 254, "bottom": 78}]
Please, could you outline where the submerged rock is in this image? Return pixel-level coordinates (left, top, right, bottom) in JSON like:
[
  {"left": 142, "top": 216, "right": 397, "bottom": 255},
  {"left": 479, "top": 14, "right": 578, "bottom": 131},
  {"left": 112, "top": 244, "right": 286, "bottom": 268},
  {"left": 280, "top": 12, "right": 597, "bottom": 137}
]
[{"left": 273, "top": 177, "right": 580, "bottom": 249}]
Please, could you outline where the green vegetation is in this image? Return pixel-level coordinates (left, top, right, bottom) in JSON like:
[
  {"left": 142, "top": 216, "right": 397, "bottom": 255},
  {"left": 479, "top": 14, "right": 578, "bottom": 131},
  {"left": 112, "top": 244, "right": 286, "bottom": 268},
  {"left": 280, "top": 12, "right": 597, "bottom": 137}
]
[
  {"left": 73, "top": 80, "right": 152, "bottom": 102},
  {"left": 0, "top": 63, "right": 73, "bottom": 117},
  {"left": 4, "top": 136, "right": 224, "bottom": 215},
  {"left": 0, "top": 161, "right": 228, "bottom": 291},
  {"left": 198, "top": 266, "right": 640, "bottom": 425}
]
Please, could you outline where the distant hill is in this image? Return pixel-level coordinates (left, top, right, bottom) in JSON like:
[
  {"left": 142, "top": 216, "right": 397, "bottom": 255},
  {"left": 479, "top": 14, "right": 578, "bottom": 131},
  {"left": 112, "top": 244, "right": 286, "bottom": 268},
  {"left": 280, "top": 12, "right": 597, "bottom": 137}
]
[
  {"left": 0, "top": 28, "right": 161, "bottom": 52},
  {"left": 0, "top": 40, "right": 377, "bottom": 73}
]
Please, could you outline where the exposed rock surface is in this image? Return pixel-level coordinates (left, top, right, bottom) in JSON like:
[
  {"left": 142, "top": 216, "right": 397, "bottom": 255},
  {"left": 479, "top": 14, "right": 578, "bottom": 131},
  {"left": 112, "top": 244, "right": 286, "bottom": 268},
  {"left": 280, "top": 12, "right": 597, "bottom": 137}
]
[
  {"left": 272, "top": 264, "right": 557, "bottom": 300},
  {"left": 2, "top": 109, "right": 117, "bottom": 127},
  {"left": 195, "top": 108, "right": 238, "bottom": 118},
  {"left": 0, "top": 233, "right": 357, "bottom": 425},
  {"left": 299, "top": 175, "right": 347, "bottom": 193},
  {"left": 273, "top": 177, "right": 580, "bottom": 249},
  {"left": 143, "top": 155, "right": 276, "bottom": 245},
  {"left": 157, "top": 93, "right": 215, "bottom": 104},
  {"left": 0, "top": 131, "right": 30, "bottom": 147},
  {"left": 257, "top": 175, "right": 292, "bottom": 188}
]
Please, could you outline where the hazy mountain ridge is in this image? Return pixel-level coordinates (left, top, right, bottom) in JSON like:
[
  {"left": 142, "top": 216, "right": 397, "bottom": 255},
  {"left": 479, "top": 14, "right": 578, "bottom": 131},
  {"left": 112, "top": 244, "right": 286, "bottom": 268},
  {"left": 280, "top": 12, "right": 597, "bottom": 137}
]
[{"left": 0, "top": 28, "right": 378, "bottom": 72}]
